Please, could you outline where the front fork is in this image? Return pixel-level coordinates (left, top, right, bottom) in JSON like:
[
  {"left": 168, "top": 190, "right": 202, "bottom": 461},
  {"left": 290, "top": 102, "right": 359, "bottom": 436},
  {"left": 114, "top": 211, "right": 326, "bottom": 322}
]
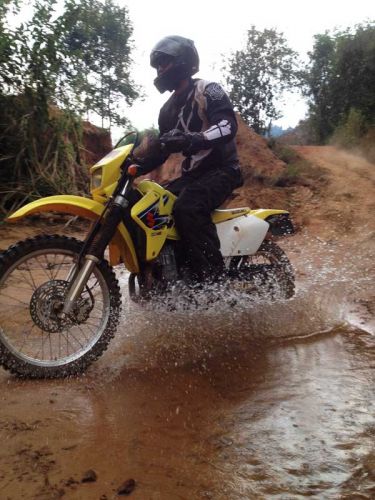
[
  {"left": 62, "top": 187, "right": 130, "bottom": 315},
  {"left": 62, "top": 257, "right": 98, "bottom": 314}
]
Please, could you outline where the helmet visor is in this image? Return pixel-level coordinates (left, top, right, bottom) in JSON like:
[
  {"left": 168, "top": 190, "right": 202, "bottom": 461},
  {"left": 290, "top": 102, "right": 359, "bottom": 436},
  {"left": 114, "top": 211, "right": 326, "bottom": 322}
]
[{"left": 150, "top": 52, "right": 174, "bottom": 69}]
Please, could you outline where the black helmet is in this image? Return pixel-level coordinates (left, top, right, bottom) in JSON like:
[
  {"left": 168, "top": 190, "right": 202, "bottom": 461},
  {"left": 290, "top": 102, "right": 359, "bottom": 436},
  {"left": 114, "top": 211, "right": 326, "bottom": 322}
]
[{"left": 150, "top": 35, "right": 199, "bottom": 93}]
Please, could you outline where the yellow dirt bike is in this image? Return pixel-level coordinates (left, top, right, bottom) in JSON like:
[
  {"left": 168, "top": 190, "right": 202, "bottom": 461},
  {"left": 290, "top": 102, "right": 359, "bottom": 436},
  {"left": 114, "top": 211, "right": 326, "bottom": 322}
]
[{"left": 0, "top": 131, "right": 294, "bottom": 378}]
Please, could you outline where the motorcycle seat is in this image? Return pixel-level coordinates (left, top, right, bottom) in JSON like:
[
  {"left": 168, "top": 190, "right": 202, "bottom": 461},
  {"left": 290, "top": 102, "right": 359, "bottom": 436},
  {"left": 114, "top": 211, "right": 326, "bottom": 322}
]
[{"left": 212, "top": 207, "right": 250, "bottom": 224}]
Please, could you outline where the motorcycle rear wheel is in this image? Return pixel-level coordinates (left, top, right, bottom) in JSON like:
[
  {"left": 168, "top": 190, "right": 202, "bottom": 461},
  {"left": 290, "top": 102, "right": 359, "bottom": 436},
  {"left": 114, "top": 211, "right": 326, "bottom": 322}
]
[
  {"left": 0, "top": 235, "right": 121, "bottom": 378},
  {"left": 229, "top": 240, "right": 295, "bottom": 299}
]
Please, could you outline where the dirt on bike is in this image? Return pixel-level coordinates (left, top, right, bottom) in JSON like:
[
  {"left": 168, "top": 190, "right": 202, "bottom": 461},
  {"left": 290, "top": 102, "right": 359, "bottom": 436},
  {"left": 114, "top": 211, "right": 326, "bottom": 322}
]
[{"left": 0, "top": 131, "right": 294, "bottom": 378}]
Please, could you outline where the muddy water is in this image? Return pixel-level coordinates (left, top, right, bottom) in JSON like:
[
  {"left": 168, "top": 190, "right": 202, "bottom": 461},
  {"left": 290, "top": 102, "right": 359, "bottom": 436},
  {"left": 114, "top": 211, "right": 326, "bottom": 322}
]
[{"left": 0, "top": 237, "right": 374, "bottom": 499}]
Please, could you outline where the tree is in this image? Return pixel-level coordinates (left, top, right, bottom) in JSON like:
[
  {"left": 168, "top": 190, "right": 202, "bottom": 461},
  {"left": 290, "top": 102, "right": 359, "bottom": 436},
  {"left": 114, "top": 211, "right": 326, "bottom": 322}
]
[
  {"left": 0, "top": 0, "right": 141, "bottom": 214},
  {"left": 304, "top": 22, "right": 375, "bottom": 143},
  {"left": 1, "top": 0, "right": 140, "bottom": 128},
  {"left": 19, "top": 0, "right": 63, "bottom": 127},
  {"left": 58, "top": 0, "right": 140, "bottom": 128},
  {"left": 0, "top": 0, "right": 87, "bottom": 214},
  {"left": 303, "top": 33, "right": 336, "bottom": 142},
  {"left": 0, "top": 0, "right": 20, "bottom": 90},
  {"left": 224, "top": 26, "right": 300, "bottom": 134},
  {"left": 333, "top": 23, "right": 375, "bottom": 123}
]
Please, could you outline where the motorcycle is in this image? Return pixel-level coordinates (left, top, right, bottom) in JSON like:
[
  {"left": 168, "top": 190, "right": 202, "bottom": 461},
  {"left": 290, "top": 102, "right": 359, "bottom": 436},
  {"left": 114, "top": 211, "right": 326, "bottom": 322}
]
[{"left": 0, "top": 131, "right": 294, "bottom": 378}]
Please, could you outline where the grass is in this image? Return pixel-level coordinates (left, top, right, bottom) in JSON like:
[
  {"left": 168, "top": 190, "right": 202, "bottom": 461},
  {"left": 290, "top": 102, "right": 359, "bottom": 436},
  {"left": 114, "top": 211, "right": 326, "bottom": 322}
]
[{"left": 268, "top": 140, "right": 327, "bottom": 188}]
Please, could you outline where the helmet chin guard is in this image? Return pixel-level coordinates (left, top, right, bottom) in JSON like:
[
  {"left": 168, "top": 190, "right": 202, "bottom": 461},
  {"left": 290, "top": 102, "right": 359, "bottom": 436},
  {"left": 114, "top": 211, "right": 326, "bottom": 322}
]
[
  {"left": 153, "top": 63, "right": 191, "bottom": 93},
  {"left": 150, "top": 35, "right": 199, "bottom": 93}
]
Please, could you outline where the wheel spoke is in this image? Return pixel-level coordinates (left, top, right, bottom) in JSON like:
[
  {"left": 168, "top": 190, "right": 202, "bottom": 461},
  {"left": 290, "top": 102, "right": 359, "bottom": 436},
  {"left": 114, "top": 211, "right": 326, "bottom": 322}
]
[
  {"left": 17, "top": 265, "right": 37, "bottom": 291},
  {"left": 75, "top": 324, "right": 90, "bottom": 343},
  {"left": 48, "top": 329, "right": 53, "bottom": 359},
  {"left": 23, "top": 259, "right": 40, "bottom": 290},
  {"left": 17, "top": 322, "right": 36, "bottom": 353},
  {"left": 84, "top": 318, "right": 101, "bottom": 325},
  {"left": 231, "top": 242, "right": 294, "bottom": 300},
  {"left": 65, "top": 329, "right": 85, "bottom": 349},
  {"left": 53, "top": 254, "right": 71, "bottom": 280},
  {"left": 84, "top": 320, "right": 102, "bottom": 330},
  {"left": 41, "top": 329, "right": 45, "bottom": 360},
  {"left": 0, "top": 236, "right": 119, "bottom": 376},
  {"left": 38, "top": 254, "right": 55, "bottom": 281},
  {"left": 59, "top": 329, "right": 72, "bottom": 356},
  {"left": 0, "top": 291, "right": 30, "bottom": 306}
]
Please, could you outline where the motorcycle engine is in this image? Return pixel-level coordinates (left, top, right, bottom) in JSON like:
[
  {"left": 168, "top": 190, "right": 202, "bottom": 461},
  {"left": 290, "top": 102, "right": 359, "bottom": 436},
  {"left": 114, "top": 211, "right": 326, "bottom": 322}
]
[{"left": 156, "top": 244, "right": 178, "bottom": 283}]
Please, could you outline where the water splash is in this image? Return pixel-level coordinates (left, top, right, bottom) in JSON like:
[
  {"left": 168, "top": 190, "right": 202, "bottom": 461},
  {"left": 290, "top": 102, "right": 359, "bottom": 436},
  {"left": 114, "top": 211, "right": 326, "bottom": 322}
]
[{"left": 111, "top": 233, "right": 374, "bottom": 371}]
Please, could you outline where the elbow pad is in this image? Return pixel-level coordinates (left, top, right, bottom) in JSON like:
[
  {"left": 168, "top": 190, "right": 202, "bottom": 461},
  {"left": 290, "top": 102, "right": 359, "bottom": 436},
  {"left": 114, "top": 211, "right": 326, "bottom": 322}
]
[{"left": 203, "top": 120, "right": 233, "bottom": 142}]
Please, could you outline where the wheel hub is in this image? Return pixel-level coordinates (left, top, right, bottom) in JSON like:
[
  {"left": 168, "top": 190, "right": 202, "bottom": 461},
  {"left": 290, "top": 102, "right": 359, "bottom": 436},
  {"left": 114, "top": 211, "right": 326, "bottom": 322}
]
[{"left": 30, "top": 280, "right": 93, "bottom": 333}]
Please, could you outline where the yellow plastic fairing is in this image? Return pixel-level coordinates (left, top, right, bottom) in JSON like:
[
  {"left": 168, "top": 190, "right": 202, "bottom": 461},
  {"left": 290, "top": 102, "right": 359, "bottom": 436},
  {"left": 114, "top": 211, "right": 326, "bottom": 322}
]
[
  {"left": 212, "top": 207, "right": 250, "bottom": 223},
  {"left": 131, "top": 180, "right": 178, "bottom": 259},
  {"left": 7, "top": 195, "right": 104, "bottom": 222},
  {"left": 250, "top": 209, "right": 289, "bottom": 220},
  {"left": 90, "top": 144, "right": 132, "bottom": 201},
  {"left": 137, "top": 180, "right": 179, "bottom": 241},
  {"left": 6, "top": 195, "right": 139, "bottom": 272}
]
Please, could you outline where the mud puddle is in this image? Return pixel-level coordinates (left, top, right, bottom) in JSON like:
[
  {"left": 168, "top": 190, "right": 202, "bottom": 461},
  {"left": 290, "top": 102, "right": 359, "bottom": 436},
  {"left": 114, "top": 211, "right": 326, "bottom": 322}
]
[
  {"left": 0, "top": 323, "right": 374, "bottom": 499},
  {"left": 0, "top": 232, "right": 374, "bottom": 499},
  {"left": 1, "top": 299, "right": 374, "bottom": 497}
]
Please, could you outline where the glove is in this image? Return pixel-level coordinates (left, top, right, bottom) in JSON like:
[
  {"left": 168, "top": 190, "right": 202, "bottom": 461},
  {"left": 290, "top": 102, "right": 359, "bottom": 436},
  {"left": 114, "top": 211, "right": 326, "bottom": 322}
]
[{"left": 160, "top": 129, "right": 206, "bottom": 156}]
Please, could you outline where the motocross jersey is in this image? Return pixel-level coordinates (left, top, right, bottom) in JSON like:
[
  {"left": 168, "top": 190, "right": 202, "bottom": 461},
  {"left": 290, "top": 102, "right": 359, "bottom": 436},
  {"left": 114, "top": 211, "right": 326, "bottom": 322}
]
[
  {"left": 159, "top": 78, "right": 240, "bottom": 176},
  {"left": 138, "top": 79, "right": 240, "bottom": 177}
]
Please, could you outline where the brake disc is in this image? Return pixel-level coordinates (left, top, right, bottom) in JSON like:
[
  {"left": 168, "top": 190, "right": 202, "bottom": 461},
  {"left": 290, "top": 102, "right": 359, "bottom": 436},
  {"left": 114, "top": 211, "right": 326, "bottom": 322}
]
[{"left": 30, "top": 280, "right": 93, "bottom": 333}]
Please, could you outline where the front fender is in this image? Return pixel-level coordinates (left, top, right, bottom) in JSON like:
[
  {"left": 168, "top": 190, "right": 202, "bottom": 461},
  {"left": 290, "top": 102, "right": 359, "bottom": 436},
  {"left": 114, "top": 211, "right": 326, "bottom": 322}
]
[{"left": 6, "top": 195, "right": 139, "bottom": 272}]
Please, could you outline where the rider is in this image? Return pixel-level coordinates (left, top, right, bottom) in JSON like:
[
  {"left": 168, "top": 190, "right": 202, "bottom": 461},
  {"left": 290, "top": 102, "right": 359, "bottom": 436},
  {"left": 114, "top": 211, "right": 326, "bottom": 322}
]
[{"left": 136, "top": 35, "right": 243, "bottom": 283}]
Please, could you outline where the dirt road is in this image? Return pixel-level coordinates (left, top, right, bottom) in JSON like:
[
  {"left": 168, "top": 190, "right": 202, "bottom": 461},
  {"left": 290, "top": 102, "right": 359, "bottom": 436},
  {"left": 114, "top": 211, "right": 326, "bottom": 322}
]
[
  {"left": 288, "top": 146, "right": 375, "bottom": 333},
  {"left": 293, "top": 146, "right": 375, "bottom": 239},
  {"left": 0, "top": 146, "right": 374, "bottom": 499}
]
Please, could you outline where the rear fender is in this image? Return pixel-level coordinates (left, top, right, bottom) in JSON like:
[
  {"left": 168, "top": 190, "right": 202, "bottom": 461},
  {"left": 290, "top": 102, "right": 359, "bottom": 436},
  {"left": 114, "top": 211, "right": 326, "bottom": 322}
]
[
  {"left": 6, "top": 195, "right": 139, "bottom": 272},
  {"left": 251, "top": 209, "right": 294, "bottom": 236}
]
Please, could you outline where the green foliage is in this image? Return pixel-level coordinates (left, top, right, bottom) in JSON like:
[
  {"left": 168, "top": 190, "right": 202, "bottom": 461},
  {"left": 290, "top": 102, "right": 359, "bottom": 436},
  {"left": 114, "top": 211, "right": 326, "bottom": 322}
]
[
  {"left": 358, "top": 126, "right": 375, "bottom": 163},
  {"left": 272, "top": 144, "right": 298, "bottom": 164},
  {"left": 0, "top": 0, "right": 19, "bottom": 88},
  {"left": 330, "top": 108, "right": 367, "bottom": 148},
  {"left": 0, "top": 0, "right": 82, "bottom": 215},
  {"left": 224, "top": 26, "right": 301, "bottom": 134},
  {"left": 304, "top": 22, "right": 375, "bottom": 144},
  {"left": 1, "top": 0, "right": 139, "bottom": 128},
  {"left": 302, "top": 33, "right": 336, "bottom": 142},
  {"left": 268, "top": 141, "right": 326, "bottom": 187},
  {"left": 0, "top": 0, "right": 140, "bottom": 216},
  {"left": 0, "top": 94, "right": 88, "bottom": 216},
  {"left": 58, "top": 0, "right": 140, "bottom": 127}
]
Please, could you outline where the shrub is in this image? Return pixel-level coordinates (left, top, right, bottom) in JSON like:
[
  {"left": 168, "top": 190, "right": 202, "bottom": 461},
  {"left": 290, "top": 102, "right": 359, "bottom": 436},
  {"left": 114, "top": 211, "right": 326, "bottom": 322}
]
[
  {"left": 331, "top": 108, "right": 368, "bottom": 148},
  {"left": 0, "top": 94, "right": 88, "bottom": 217}
]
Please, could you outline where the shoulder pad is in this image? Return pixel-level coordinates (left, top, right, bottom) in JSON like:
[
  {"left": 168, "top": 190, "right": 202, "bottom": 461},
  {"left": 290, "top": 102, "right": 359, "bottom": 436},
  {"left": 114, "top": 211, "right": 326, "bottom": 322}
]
[
  {"left": 194, "top": 79, "right": 212, "bottom": 95},
  {"left": 204, "top": 82, "right": 225, "bottom": 100}
]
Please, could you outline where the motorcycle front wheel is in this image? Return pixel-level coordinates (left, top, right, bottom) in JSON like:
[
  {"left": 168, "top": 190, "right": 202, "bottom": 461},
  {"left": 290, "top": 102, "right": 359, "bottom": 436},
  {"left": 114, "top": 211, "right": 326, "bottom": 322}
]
[{"left": 0, "top": 235, "right": 121, "bottom": 378}]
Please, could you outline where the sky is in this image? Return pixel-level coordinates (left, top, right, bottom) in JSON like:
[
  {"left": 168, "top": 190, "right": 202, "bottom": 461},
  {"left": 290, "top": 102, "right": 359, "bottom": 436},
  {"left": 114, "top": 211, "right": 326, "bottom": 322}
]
[{"left": 117, "top": 0, "right": 373, "bottom": 139}]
